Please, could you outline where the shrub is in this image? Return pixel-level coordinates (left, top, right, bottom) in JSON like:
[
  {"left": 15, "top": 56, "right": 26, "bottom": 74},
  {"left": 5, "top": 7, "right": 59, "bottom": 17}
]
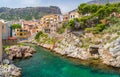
[
  {"left": 35, "top": 31, "right": 43, "bottom": 42},
  {"left": 11, "top": 24, "right": 21, "bottom": 30},
  {"left": 85, "top": 24, "right": 106, "bottom": 33},
  {"left": 96, "top": 24, "right": 106, "bottom": 32},
  {"left": 57, "top": 27, "right": 65, "bottom": 34},
  {"left": 103, "top": 18, "right": 120, "bottom": 33}
]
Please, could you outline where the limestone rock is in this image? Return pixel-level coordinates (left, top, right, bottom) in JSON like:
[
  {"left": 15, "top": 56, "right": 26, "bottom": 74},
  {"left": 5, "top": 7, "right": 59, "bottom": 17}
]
[
  {"left": 102, "top": 37, "right": 120, "bottom": 67},
  {"left": 5, "top": 45, "right": 36, "bottom": 60},
  {"left": 0, "top": 60, "right": 21, "bottom": 77},
  {"left": 24, "top": 53, "right": 32, "bottom": 58}
]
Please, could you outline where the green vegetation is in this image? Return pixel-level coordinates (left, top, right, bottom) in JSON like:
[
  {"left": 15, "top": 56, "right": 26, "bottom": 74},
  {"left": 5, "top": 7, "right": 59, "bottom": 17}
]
[
  {"left": 35, "top": 31, "right": 55, "bottom": 44},
  {"left": 0, "top": 6, "right": 61, "bottom": 20},
  {"left": 57, "top": 19, "right": 75, "bottom": 34},
  {"left": 78, "top": 3, "right": 120, "bottom": 19},
  {"left": 103, "top": 17, "right": 120, "bottom": 33},
  {"left": 85, "top": 24, "right": 106, "bottom": 33},
  {"left": 35, "top": 31, "right": 44, "bottom": 42},
  {"left": 11, "top": 24, "right": 21, "bottom": 30},
  {"left": 57, "top": 24, "right": 66, "bottom": 34},
  {"left": 60, "top": 3, "right": 120, "bottom": 34}
]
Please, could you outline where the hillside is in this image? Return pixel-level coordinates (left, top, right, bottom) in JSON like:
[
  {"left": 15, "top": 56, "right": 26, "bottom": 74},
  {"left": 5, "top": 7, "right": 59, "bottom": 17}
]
[
  {"left": 0, "top": 6, "right": 61, "bottom": 20},
  {"left": 88, "top": 0, "right": 120, "bottom": 4}
]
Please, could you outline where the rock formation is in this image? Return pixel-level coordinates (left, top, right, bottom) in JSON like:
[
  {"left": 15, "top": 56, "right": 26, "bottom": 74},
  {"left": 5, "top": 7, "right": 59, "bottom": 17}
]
[
  {"left": 5, "top": 45, "right": 36, "bottom": 60},
  {"left": 102, "top": 37, "right": 120, "bottom": 67},
  {"left": 0, "top": 59, "right": 21, "bottom": 77}
]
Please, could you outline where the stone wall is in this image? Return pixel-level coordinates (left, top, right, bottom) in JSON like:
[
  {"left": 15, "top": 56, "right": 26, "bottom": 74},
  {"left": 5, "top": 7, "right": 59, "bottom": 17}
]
[{"left": 3, "top": 39, "right": 17, "bottom": 46}]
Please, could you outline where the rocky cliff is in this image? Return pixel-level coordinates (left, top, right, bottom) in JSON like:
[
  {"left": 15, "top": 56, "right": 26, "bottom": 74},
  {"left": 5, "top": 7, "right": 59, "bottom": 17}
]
[{"left": 0, "top": 6, "right": 61, "bottom": 20}]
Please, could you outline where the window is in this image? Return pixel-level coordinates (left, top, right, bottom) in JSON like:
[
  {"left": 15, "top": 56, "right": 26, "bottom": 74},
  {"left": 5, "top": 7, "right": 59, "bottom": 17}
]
[
  {"left": 20, "top": 30, "right": 22, "bottom": 32},
  {"left": 73, "top": 15, "right": 75, "bottom": 18},
  {"left": 17, "top": 33, "right": 19, "bottom": 35},
  {"left": 20, "top": 33, "right": 23, "bottom": 36}
]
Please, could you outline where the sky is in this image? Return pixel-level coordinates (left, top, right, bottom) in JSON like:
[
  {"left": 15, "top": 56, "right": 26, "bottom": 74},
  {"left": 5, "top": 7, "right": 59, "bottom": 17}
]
[{"left": 0, "top": 0, "right": 91, "bottom": 13}]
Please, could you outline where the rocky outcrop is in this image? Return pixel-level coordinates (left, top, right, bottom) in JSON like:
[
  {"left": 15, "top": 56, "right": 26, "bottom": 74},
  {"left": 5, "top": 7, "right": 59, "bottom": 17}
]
[
  {"left": 54, "top": 33, "right": 90, "bottom": 60},
  {"left": 108, "top": 37, "right": 120, "bottom": 67},
  {"left": 28, "top": 32, "right": 120, "bottom": 68},
  {"left": 0, "top": 59, "right": 21, "bottom": 77},
  {"left": 5, "top": 46, "right": 36, "bottom": 60},
  {"left": 100, "top": 37, "right": 120, "bottom": 67}
]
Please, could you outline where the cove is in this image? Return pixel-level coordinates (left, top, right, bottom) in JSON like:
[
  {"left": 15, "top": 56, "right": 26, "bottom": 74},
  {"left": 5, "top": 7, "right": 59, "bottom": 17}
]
[{"left": 15, "top": 44, "right": 120, "bottom": 77}]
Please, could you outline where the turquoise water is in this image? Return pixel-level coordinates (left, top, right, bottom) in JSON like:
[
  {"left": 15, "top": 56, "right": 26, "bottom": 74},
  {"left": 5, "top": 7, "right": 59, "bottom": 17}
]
[{"left": 15, "top": 45, "right": 120, "bottom": 77}]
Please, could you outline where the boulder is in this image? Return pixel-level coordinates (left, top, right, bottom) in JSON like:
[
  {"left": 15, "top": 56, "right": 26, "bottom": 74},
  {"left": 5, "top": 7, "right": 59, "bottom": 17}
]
[
  {"left": 16, "top": 52, "right": 22, "bottom": 58},
  {"left": 11, "top": 69, "right": 21, "bottom": 77},
  {"left": 3, "top": 59, "right": 10, "bottom": 65},
  {"left": 24, "top": 53, "right": 32, "bottom": 58},
  {"left": 0, "top": 61, "right": 21, "bottom": 77},
  {"left": 5, "top": 45, "right": 36, "bottom": 60}
]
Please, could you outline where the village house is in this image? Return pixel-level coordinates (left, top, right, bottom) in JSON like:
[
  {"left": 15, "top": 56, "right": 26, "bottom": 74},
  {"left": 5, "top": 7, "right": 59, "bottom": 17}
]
[
  {"left": 62, "top": 10, "right": 81, "bottom": 23},
  {"left": 63, "top": 13, "right": 69, "bottom": 22},
  {"left": 21, "top": 20, "right": 41, "bottom": 36},
  {"left": 40, "top": 14, "right": 62, "bottom": 33},
  {"left": 0, "top": 20, "right": 17, "bottom": 45},
  {"left": 69, "top": 11, "right": 80, "bottom": 20},
  {"left": 15, "top": 28, "right": 30, "bottom": 40}
]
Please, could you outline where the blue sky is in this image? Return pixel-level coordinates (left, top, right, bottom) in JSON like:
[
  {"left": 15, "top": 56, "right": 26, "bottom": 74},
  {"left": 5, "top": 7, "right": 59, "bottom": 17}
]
[{"left": 0, "top": 0, "right": 91, "bottom": 13}]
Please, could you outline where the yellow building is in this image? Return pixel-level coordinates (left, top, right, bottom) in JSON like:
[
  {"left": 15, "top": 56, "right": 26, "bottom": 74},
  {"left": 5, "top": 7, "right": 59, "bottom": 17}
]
[
  {"left": 21, "top": 20, "right": 42, "bottom": 35},
  {"left": 15, "top": 28, "right": 30, "bottom": 38}
]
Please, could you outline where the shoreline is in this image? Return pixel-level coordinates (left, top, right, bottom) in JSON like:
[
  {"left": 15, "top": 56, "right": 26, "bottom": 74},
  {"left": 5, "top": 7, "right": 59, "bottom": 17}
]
[{"left": 25, "top": 42, "right": 120, "bottom": 74}]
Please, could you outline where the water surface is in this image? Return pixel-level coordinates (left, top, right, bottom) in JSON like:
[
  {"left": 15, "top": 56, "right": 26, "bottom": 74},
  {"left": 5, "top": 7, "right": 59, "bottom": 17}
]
[{"left": 15, "top": 44, "right": 120, "bottom": 77}]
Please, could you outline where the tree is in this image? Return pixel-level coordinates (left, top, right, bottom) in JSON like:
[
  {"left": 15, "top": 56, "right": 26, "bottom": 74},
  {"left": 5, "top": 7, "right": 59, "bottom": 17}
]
[
  {"left": 11, "top": 24, "right": 21, "bottom": 30},
  {"left": 35, "top": 31, "right": 43, "bottom": 42}
]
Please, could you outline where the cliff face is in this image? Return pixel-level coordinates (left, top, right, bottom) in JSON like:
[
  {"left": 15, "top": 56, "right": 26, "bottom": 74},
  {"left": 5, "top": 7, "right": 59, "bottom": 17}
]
[
  {"left": 88, "top": 0, "right": 120, "bottom": 4},
  {"left": 0, "top": 6, "right": 61, "bottom": 20}
]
